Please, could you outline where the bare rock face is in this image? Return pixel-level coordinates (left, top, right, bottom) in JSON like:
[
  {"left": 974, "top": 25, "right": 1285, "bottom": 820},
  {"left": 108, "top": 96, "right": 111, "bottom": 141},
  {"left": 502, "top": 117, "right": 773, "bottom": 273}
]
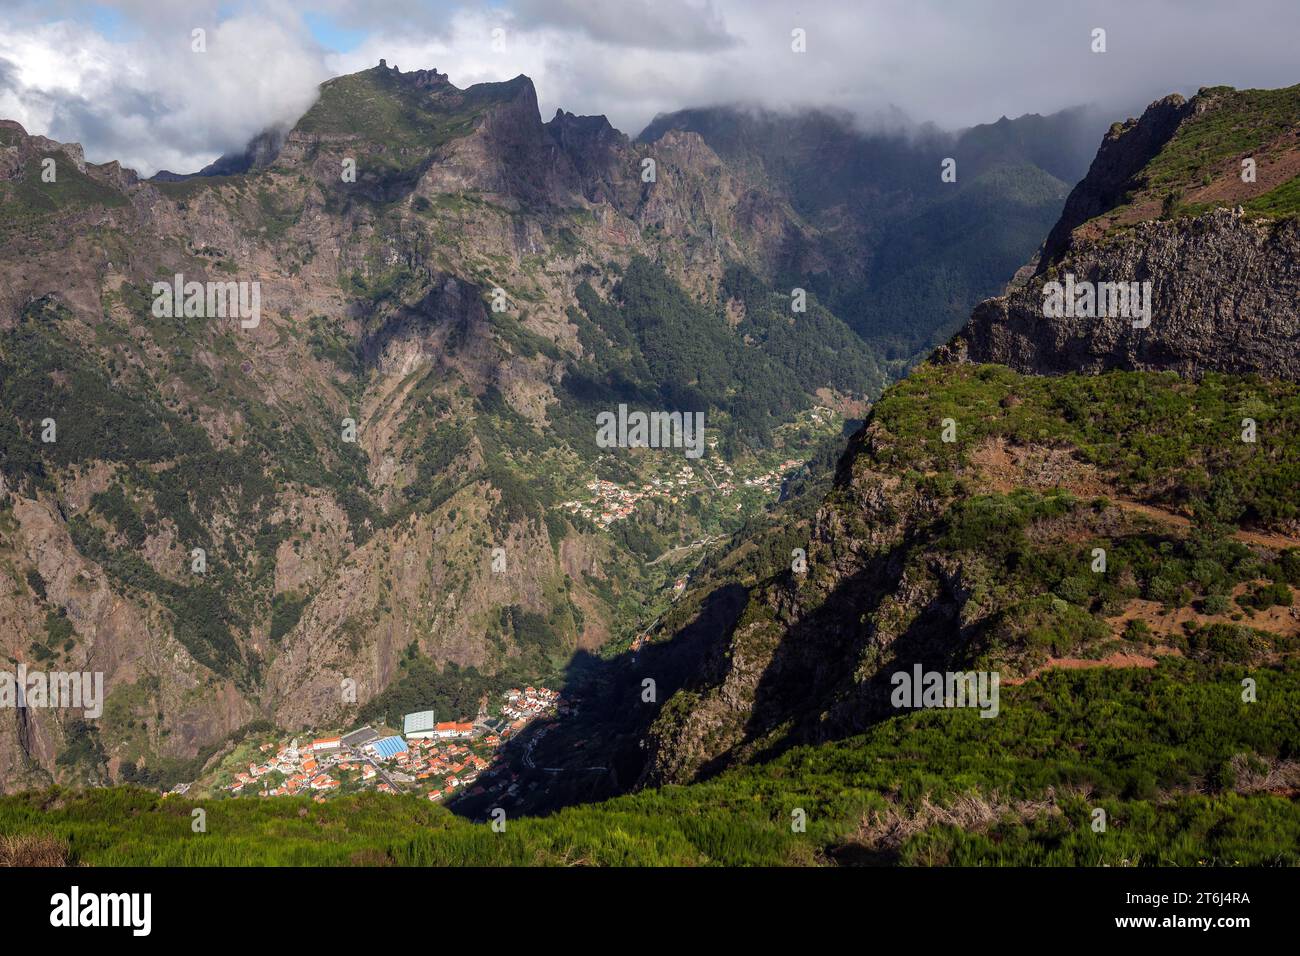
[
  {"left": 545, "top": 109, "right": 639, "bottom": 209},
  {"left": 418, "top": 75, "right": 584, "bottom": 208},
  {"left": 946, "top": 208, "right": 1300, "bottom": 377},
  {"left": 1037, "top": 94, "right": 1192, "bottom": 266},
  {"left": 948, "top": 85, "right": 1300, "bottom": 378}
]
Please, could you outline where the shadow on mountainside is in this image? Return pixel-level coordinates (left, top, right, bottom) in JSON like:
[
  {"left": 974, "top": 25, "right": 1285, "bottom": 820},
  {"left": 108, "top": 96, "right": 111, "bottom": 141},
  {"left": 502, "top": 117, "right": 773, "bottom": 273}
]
[
  {"left": 683, "top": 529, "right": 972, "bottom": 782},
  {"left": 446, "top": 582, "right": 748, "bottom": 821}
]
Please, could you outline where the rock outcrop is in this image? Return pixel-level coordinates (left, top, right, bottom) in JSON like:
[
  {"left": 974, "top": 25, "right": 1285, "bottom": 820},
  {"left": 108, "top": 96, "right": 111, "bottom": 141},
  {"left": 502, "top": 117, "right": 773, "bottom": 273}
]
[
  {"left": 948, "top": 85, "right": 1300, "bottom": 377},
  {"left": 944, "top": 208, "right": 1300, "bottom": 377}
]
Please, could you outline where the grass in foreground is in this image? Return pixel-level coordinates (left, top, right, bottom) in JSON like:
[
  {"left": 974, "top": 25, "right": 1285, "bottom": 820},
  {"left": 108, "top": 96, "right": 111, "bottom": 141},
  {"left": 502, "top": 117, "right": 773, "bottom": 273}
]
[{"left": 2, "top": 660, "right": 1296, "bottom": 866}]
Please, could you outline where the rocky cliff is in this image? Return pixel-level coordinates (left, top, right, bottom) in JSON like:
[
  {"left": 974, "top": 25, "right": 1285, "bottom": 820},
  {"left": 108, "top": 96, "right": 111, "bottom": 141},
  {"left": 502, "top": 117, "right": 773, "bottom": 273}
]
[
  {"left": 641, "top": 83, "right": 1300, "bottom": 788},
  {"left": 946, "top": 84, "right": 1300, "bottom": 376},
  {"left": 944, "top": 208, "right": 1300, "bottom": 377}
]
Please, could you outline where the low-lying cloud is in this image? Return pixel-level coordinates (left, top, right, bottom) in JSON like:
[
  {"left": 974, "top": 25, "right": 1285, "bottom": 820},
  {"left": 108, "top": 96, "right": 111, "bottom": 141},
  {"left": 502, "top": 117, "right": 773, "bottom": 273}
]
[{"left": 2, "top": 0, "right": 1299, "bottom": 177}]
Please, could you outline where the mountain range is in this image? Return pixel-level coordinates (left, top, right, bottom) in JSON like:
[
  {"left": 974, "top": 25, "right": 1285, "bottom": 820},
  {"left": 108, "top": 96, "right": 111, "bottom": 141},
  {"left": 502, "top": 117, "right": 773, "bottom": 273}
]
[
  {"left": 0, "top": 61, "right": 1105, "bottom": 792},
  {"left": 2, "top": 63, "right": 1297, "bottom": 869}
]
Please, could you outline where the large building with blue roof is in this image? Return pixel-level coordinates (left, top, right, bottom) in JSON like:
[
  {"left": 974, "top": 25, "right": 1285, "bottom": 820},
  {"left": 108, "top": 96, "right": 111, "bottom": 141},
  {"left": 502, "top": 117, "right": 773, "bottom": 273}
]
[{"left": 369, "top": 735, "right": 408, "bottom": 760}]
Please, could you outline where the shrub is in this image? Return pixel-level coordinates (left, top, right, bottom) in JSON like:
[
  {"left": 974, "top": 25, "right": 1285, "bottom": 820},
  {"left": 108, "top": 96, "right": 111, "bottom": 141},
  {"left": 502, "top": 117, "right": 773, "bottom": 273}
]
[
  {"left": 0, "top": 832, "right": 70, "bottom": 867},
  {"left": 1201, "top": 593, "right": 1232, "bottom": 616},
  {"left": 1122, "top": 619, "right": 1153, "bottom": 643}
]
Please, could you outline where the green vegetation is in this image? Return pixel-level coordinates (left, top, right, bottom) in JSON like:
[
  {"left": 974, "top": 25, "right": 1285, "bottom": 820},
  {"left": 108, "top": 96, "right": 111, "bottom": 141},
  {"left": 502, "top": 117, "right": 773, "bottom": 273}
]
[
  {"left": 2, "top": 660, "right": 1296, "bottom": 865},
  {"left": 1243, "top": 174, "right": 1300, "bottom": 218},
  {"left": 820, "top": 362, "right": 1300, "bottom": 676},
  {"left": 357, "top": 654, "right": 499, "bottom": 730},
  {"left": 293, "top": 66, "right": 496, "bottom": 194},
  {"left": 558, "top": 257, "right": 880, "bottom": 451},
  {"left": 0, "top": 155, "right": 128, "bottom": 240},
  {"left": 0, "top": 299, "right": 210, "bottom": 493},
  {"left": 268, "top": 592, "right": 308, "bottom": 643},
  {"left": 1109, "top": 83, "right": 1300, "bottom": 221},
  {"left": 69, "top": 516, "right": 246, "bottom": 680},
  {"left": 871, "top": 363, "right": 1300, "bottom": 525}
]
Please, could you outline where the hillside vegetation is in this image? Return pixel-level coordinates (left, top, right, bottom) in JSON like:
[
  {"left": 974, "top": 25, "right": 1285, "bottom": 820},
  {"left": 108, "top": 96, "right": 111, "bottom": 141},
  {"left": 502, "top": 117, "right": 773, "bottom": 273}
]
[{"left": 2, "top": 660, "right": 1296, "bottom": 865}]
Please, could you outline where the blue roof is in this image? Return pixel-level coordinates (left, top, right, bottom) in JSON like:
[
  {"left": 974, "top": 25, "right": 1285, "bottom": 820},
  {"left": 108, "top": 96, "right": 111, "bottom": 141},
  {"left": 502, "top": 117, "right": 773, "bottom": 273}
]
[{"left": 372, "top": 735, "right": 408, "bottom": 759}]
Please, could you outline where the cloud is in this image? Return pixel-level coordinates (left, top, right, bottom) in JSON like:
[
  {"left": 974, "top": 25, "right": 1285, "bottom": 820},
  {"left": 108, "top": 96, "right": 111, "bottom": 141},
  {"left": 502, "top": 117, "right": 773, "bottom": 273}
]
[
  {"left": 3, "top": 0, "right": 1300, "bottom": 176},
  {"left": 332, "top": 0, "right": 1300, "bottom": 142},
  {"left": 0, "top": 3, "right": 328, "bottom": 175},
  {"left": 510, "top": 0, "right": 736, "bottom": 51}
]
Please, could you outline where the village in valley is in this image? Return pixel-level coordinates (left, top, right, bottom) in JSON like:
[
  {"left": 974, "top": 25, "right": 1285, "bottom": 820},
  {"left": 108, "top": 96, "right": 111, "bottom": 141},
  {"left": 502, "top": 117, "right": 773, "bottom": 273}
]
[
  {"left": 560, "top": 406, "right": 837, "bottom": 530},
  {"left": 169, "top": 411, "right": 848, "bottom": 809},
  {"left": 199, "top": 686, "right": 562, "bottom": 805}
]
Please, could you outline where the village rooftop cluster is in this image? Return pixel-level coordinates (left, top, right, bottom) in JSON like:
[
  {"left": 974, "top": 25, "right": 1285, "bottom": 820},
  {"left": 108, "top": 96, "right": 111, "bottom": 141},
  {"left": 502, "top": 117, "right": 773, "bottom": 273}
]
[
  {"left": 214, "top": 686, "right": 561, "bottom": 803},
  {"left": 562, "top": 454, "right": 807, "bottom": 528},
  {"left": 557, "top": 406, "right": 835, "bottom": 529}
]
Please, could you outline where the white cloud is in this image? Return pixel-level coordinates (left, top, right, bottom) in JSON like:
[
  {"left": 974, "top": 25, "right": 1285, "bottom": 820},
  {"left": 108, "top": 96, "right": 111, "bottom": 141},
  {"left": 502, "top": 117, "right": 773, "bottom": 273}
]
[
  {"left": 511, "top": 0, "right": 736, "bottom": 51},
  {"left": 0, "top": 4, "right": 328, "bottom": 175},
  {"left": 2, "top": 0, "right": 1300, "bottom": 176}
]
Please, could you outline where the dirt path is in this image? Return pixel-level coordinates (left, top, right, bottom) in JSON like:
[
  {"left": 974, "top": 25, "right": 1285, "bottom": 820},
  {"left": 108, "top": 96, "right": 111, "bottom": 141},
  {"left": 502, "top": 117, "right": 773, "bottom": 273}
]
[
  {"left": 1003, "top": 650, "right": 1167, "bottom": 686},
  {"left": 1109, "top": 497, "right": 1300, "bottom": 550},
  {"left": 969, "top": 436, "right": 1300, "bottom": 551},
  {"left": 647, "top": 535, "right": 720, "bottom": 566},
  {"left": 1105, "top": 582, "right": 1300, "bottom": 641}
]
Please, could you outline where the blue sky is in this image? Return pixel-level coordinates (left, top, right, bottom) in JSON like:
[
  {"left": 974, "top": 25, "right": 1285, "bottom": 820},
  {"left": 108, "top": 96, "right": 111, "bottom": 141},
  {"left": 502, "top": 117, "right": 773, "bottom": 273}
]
[
  {"left": 303, "top": 12, "right": 367, "bottom": 52},
  {"left": 3, "top": 1, "right": 1300, "bottom": 177}
]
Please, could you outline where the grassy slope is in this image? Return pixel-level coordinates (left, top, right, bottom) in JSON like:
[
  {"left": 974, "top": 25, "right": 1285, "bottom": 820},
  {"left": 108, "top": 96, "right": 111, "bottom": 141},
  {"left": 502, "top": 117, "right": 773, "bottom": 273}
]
[
  {"left": 869, "top": 363, "right": 1300, "bottom": 526},
  {"left": 1, "top": 660, "right": 1296, "bottom": 865},
  {"left": 1105, "top": 83, "right": 1300, "bottom": 222},
  {"left": 827, "top": 363, "right": 1300, "bottom": 679}
]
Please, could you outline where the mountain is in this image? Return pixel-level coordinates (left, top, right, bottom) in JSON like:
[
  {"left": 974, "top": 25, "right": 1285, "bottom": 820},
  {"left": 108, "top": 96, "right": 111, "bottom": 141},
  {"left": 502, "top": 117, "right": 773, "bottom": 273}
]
[
  {"left": 633, "top": 86, "right": 1300, "bottom": 864},
  {"left": 0, "top": 62, "right": 1094, "bottom": 792},
  {"left": 0, "top": 64, "right": 837, "bottom": 790},
  {"left": 2, "top": 70, "right": 1297, "bottom": 867},
  {"left": 945, "top": 85, "right": 1300, "bottom": 376},
  {"left": 639, "top": 103, "right": 1110, "bottom": 359}
]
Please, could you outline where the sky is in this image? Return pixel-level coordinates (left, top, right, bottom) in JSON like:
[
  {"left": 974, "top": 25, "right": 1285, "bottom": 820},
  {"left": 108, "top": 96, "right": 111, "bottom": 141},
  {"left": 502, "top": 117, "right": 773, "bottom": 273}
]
[{"left": 1, "top": 0, "right": 1299, "bottom": 177}]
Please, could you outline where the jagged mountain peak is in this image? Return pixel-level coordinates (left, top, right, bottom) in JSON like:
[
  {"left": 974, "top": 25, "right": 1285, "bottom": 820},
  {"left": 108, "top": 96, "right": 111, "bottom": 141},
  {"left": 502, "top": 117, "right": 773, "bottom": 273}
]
[
  {"left": 372, "top": 59, "right": 452, "bottom": 90},
  {"left": 944, "top": 81, "right": 1300, "bottom": 379}
]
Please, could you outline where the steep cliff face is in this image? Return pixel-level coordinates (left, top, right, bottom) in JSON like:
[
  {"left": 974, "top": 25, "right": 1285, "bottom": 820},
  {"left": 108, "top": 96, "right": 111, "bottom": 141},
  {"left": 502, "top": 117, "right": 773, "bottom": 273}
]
[
  {"left": 641, "top": 83, "right": 1300, "bottom": 788},
  {"left": 544, "top": 110, "right": 640, "bottom": 209},
  {"left": 948, "top": 84, "right": 1300, "bottom": 376},
  {"left": 945, "top": 208, "right": 1300, "bottom": 376},
  {"left": 1036, "top": 94, "right": 1192, "bottom": 265}
]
